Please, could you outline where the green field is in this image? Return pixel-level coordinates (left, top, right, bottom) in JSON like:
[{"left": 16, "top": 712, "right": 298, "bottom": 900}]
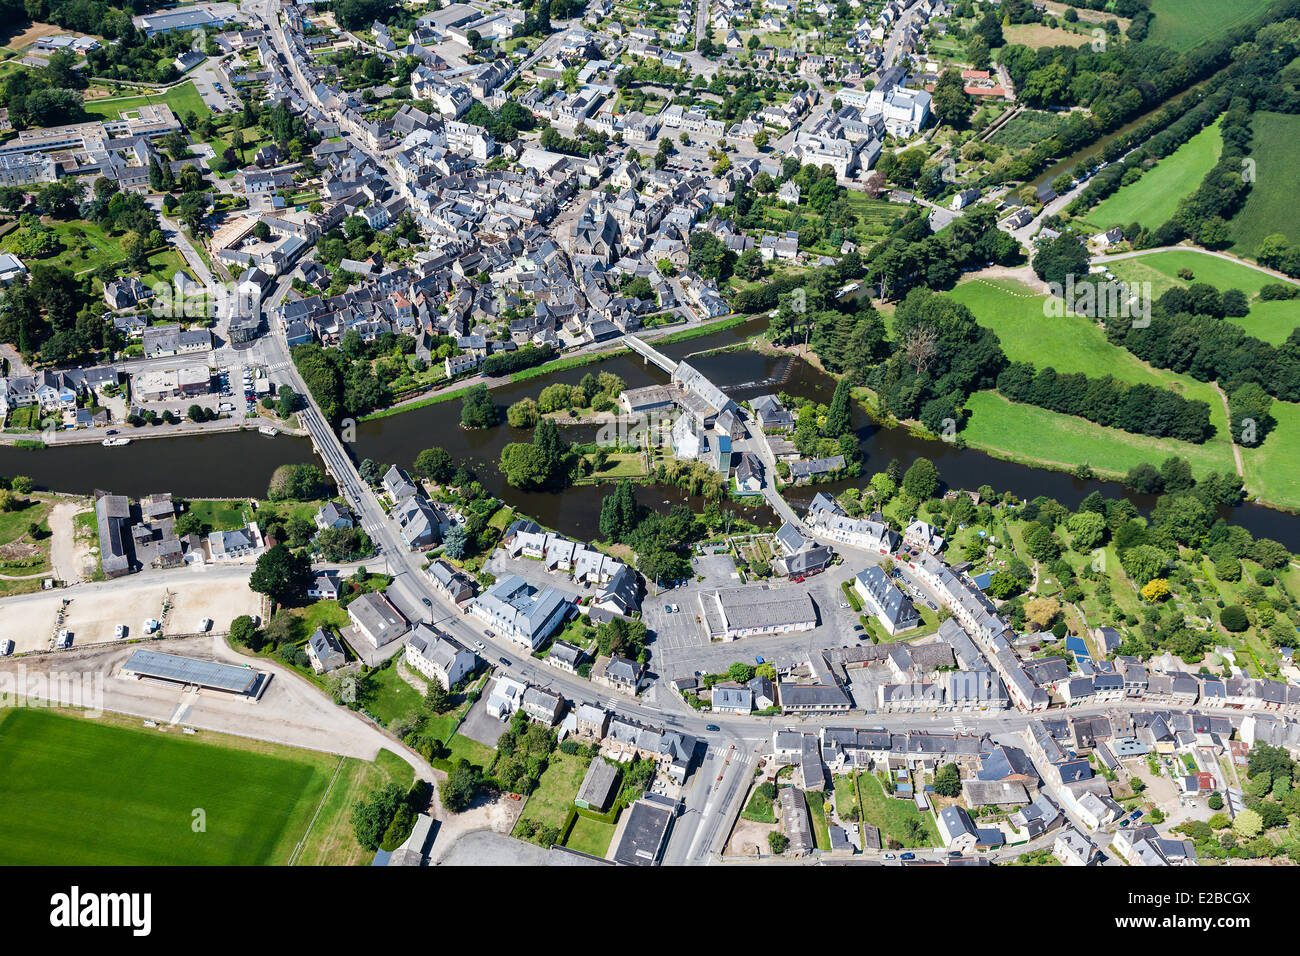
[
  {"left": 1080, "top": 120, "right": 1222, "bottom": 231},
  {"left": 949, "top": 277, "right": 1229, "bottom": 433},
  {"left": 0, "top": 709, "right": 335, "bottom": 865},
  {"left": 1105, "top": 249, "right": 1300, "bottom": 343},
  {"left": 1228, "top": 112, "right": 1300, "bottom": 256},
  {"left": 1240, "top": 397, "right": 1300, "bottom": 509},
  {"left": 961, "top": 390, "right": 1238, "bottom": 479},
  {"left": 1146, "top": 0, "right": 1273, "bottom": 50},
  {"left": 82, "top": 81, "right": 210, "bottom": 122},
  {"left": 512, "top": 751, "right": 589, "bottom": 836}
]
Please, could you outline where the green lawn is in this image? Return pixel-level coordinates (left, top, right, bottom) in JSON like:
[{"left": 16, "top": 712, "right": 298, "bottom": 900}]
[
  {"left": 1105, "top": 247, "right": 1300, "bottom": 353},
  {"left": 857, "top": 772, "right": 940, "bottom": 848},
  {"left": 1228, "top": 112, "right": 1300, "bottom": 256},
  {"left": 360, "top": 663, "right": 423, "bottom": 729},
  {"left": 565, "top": 813, "right": 617, "bottom": 857},
  {"left": 184, "top": 498, "right": 253, "bottom": 532},
  {"left": 806, "top": 789, "right": 832, "bottom": 851},
  {"left": 1106, "top": 248, "right": 1287, "bottom": 297},
  {"left": 1080, "top": 120, "right": 1222, "bottom": 232},
  {"left": 1240, "top": 397, "right": 1300, "bottom": 509},
  {"left": 1145, "top": 0, "right": 1273, "bottom": 50},
  {"left": 82, "top": 81, "right": 210, "bottom": 121},
  {"left": 0, "top": 709, "right": 334, "bottom": 865},
  {"left": 293, "top": 749, "right": 413, "bottom": 866},
  {"left": 962, "top": 390, "right": 1237, "bottom": 480},
  {"left": 512, "top": 751, "right": 588, "bottom": 835},
  {"left": 742, "top": 786, "right": 777, "bottom": 823},
  {"left": 950, "top": 275, "right": 1232, "bottom": 436}
]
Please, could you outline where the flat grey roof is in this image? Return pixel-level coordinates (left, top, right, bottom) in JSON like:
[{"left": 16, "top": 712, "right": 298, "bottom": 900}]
[{"left": 122, "top": 649, "right": 260, "bottom": 694}]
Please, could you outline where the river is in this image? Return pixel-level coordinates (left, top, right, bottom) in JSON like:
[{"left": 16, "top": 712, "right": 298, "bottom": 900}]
[{"left": 6, "top": 316, "right": 1300, "bottom": 548}]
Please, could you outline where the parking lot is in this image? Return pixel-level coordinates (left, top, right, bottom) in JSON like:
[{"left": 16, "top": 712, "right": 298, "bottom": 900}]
[{"left": 0, "top": 569, "right": 263, "bottom": 654}]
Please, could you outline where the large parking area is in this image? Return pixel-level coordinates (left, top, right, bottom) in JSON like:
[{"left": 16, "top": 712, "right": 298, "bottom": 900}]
[
  {"left": 0, "top": 569, "right": 262, "bottom": 654},
  {"left": 646, "top": 554, "right": 868, "bottom": 680}
]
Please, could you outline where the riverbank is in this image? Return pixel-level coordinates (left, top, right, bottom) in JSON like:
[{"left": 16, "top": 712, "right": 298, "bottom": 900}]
[
  {"left": 356, "top": 313, "right": 757, "bottom": 423},
  {"left": 0, "top": 416, "right": 306, "bottom": 448}
]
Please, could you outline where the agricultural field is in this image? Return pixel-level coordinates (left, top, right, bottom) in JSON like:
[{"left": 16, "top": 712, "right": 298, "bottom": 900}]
[
  {"left": 1145, "top": 0, "right": 1273, "bottom": 51},
  {"left": 1227, "top": 112, "right": 1300, "bottom": 257},
  {"left": 0, "top": 709, "right": 336, "bottom": 865},
  {"left": 1080, "top": 120, "right": 1222, "bottom": 232},
  {"left": 989, "top": 109, "right": 1072, "bottom": 151},
  {"left": 1001, "top": 22, "right": 1092, "bottom": 48}
]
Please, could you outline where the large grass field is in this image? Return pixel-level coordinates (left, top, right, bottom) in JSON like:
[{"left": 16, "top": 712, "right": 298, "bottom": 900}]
[
  {"left": 961, "top": 390, "right": 1238, "bottom": 480},
  {"left": 1105, "top": 249, "right": 1300, "bottom": 344},
  {"left": 949, "top": 277, "right": 1230, "bottom": 432},
  {"left": 1080, "top": 120, "right": 1222, "bottom": 232},
  {"left": 0, "top": 709, "right": 336, "bottom": 865},
  {"left": 1145, "top": 0, "right": 1273, "bottom": 50},
  {"left": 1228, "top": 112, "right": 1300, "bottom": 257},
  {"left": 1240, "top": 397, "right": 1300, "bottom": 509}
]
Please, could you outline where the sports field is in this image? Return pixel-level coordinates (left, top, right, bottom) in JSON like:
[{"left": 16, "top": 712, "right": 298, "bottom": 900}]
[
  {"left": 1080, "top": 120, "right": 1222, "bottom": 232},
  {"left": 0, "top": 708, "right": 335, "bottom": 865},
  {"left": 1145, "top": 0, "right": 1273, "bottom": 50},
  {"left": 1227, "top": 112, "right": 1300, "bottom": 257},
  {"left": 81, "top": 81, "right": 209, "bottom": 121}
]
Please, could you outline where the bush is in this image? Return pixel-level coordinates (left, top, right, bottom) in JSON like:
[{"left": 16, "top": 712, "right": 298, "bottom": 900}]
[
  {"left": 1220, "top": 605, "right": 1250, "bottom": 633},
  {"left": 768, "top": 832, "right": 789, "bottom": 854}
]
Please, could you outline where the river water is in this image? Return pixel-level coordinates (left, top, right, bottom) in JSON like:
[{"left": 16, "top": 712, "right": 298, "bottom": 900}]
[{"left": 6, "top": 316, "right": 1299, "bottom": 548}]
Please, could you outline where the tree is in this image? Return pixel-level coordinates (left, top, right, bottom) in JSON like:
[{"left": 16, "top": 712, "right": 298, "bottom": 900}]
[
  {"left": 931, "top": 68, "right": 972, "bottom": 127},
  {"left": 1232, "top": 808, "right": 1263, "bottom": 839},
  {"left": 460, "top": 385, "right": 497, "bottom": 428},
  {"left": 934, "top": 762, "right": 961, "bottom": 797},
  {"left": 1066, "top": 510, "right": 1107, "bottom": 551},
  {"left": 1207, "top": 792, "right": 1223, "bottom": 811},
  {"left": 412, "top": 446, "right": 454, "bottom": 483},
  {"left": 1024, "top": 596, "right": 1060, "bottom": 631},
  {"left": 249, "top": 543, "right": 312, "bottom": 608},
  {"left": 229, "top": 614, "right": 260, "bottom": 649},
  {"left": 1220, "top": 605, "right": 1249, "bottom": 632},
  {"left": 902, "top": 457, "right": 939, "bottom": 500},
  {"left": 824, "top": 378, "right": 853, "bottom": 439},
  {"left": 351, "top": 782, "right": 405, "bottom": 850},
  {"left": 441, "top": 759, "right": 483, "bottom": 813},
  {"left": 1033, "top": 232, "right": 1090, "bottom": 287},
  {"left": 425, "top": 680, "right": 453, "bottom": 714},
  {"left": 507, "top": 397, "right": 540, "bottom": 428},
  {"left": 442, "top": 524, "right": 469, "bottom": 560},
  {"left": 1140, "top": 578, "right": 1170, "bottom": 602},
  {"left": 9, "top": 476, "right": 32, "bottom": 496}
]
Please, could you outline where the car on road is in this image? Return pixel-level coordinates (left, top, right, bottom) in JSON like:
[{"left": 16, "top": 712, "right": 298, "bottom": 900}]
[
  {"left": 705, "top": 724, "right": 720, "bottom": 732},
  {"left": 853, "top": 624, "right": 864, "bottom": 631},
  {"left": 473, "top": 640, "right": 484, "bottom": 651},
  {"left": 499, "top": 657, "right": 512, "bottom": 667},
  {"left": 926, "top": 601, "right": 937, "bottom": 610},
  {"left": 421, "top": 598, "right": 431, "bottom": 608},
  {"left": 484, "top": 630, "right": 495, "bottom": 639},
  {"left": 900, "top": 852, "right": 916, "bottom": 861},
  {"left": 839, "top": 601, "right": 850, "bottom": 609}
]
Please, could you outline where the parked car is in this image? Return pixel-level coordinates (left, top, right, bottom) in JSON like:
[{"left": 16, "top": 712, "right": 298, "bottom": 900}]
[
  {"left": 200, "top": 618, "right": 213, "bottom": 632},
  {"left": 57, "top": 630, "right": 72, "bottom": 648},
  {"left": 114, "top": 625, "right": 126, "bottom": 639},
  {"left": 883, "top": 852, "right": 896, "bottom": 860},
  {"left": 0, "top": 639, "right": 13, "bottom": 656},
  {"left": 705, "top": 724, "right": 720, "bottom": 732},
  {"left": 900, "top": 852, "right": 916, "bottom": 861},
  {"left": 473, "top": 640, "right": 484, "bottom": 651},
  {"left": 499, "top": 657, "right": 512, "bottom": 667}
]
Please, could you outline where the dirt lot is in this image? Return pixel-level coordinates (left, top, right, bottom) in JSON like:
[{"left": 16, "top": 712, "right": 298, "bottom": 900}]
[
  {"left": 728, "top": 818, "right": 778, "bottom": 857},
  {"left": 0, "top": 569, "right": 262, "bottom": 652},
  {"left": 2, "top": 22, "right": 67, "bottom": 50}
]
